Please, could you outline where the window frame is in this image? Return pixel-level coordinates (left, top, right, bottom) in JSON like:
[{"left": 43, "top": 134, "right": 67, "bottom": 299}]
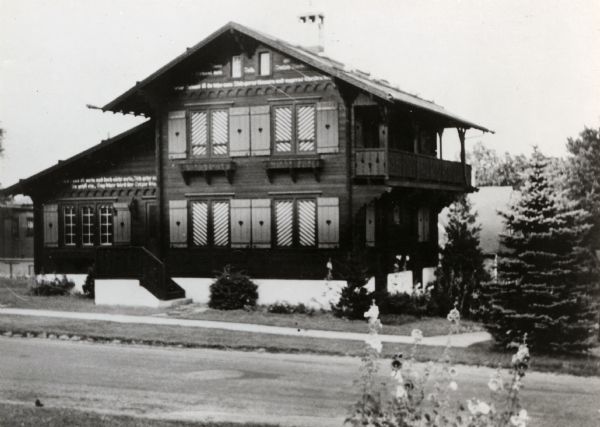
[
  {"left": 80, "top": 205, "right": 96, "bottom": 247},
  {"left": 231, "top": 55, "right": 243, "bottom": 79},
  {"left": 273, "top": 197, "right": 317, "bottom": 248},
  {"left": 272, "top": 102, "right": 317, "bottom": 155},
  {"left": 63, "top": 205, "right": 77, "bottom": 247},
  {"left": 258, "top": 51, "right": 271, "bottom": 76},
  {"left": 25, "top": 217, "right": 34, "bottom": 237},
  {"left": 188, "top": 108, "right": 230, "bottom": 159},
  {"left": 189, "top": 198, "right": 231, "bottom": 248},
  {"left": 98, "top": 204, "right": 114, "bottom": 246}
]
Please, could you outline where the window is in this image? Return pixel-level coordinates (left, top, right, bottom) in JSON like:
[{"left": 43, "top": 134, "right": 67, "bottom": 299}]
[
  {"left": 191, "top": 200, "right": 230, "bottom": 247},
  {"left": 258, "top": 52, "right": 271, "bottom": 76},
  {"left": 274, "top": 104, "right": 316, "bottom": 154},
  {"left": 81, "top": 206, "right": 95, "bottom": 246},
  {"left": 189, "top": 109, "right": 229, "bottom": 157},
  {"left": 63, "top": 206, "right": 76, "bottom": 246},
  {"left": 275, "top": 199, "right": 316, "bottom": 247},
  {"left": 231, "top": 55, "right": 242, "bottom": 78},
  {"left": 26, "top": 217, "right": 34, "bottom": 237},
  {"left": 99, "top": 205, "right": 113, "bottom": 245}
]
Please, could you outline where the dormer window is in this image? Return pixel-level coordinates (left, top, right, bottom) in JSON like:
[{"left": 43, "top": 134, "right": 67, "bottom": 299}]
[
  {"left": 258, "top": 52, "right": 271, "bottom": 76},
  {"left": 231, "top": 55, "right": 242, "bottom": 78}
]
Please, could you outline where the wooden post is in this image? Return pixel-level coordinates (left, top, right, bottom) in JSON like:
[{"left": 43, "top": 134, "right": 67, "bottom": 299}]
[
  {"left": 412, "top": 120, "right": 420, "bottom": 154},
  {"left": 437, "top": 129, "right": 444, "bottom": 160},
  {"left": 457, "top": 128, "right": 467, "bottom": 185}
]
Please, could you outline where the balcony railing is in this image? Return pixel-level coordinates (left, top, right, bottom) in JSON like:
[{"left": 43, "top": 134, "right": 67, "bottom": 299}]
[{"left": 354, "top": 148, "right": 470, "bottom": 187}]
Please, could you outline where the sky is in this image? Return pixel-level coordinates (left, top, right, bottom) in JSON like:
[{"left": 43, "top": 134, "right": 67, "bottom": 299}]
[{"left": 1, "top": 0, "right": 599, "bottom": 187}]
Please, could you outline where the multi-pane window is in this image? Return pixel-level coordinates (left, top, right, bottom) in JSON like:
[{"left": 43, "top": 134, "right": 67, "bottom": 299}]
[
  {"left": 258, "top": 52, "right": 271, "bottom": 76},
  {"left": 81, "top": 206, "right": 95, "bottom": 246},
  {"left": 190, "top": 109, "right": 229, "bottom": 157},
  {"left": 99, "top": 205, "right": 113, "bottom": 245},
  {"left": 231, "top": 55, "right": 242, "bottom": 78},
  {"left": 275, "top": 199, "right": 316, "bottom": 247},
  {"left": 63, "top": 206, "right": 76, "bottom": 246},
  {"left": 191, "top": 200, "right": 230, "bottom": 247},
  {"left": 26, "top": 217, "right": 34, "bottom": 237},
  {"left": 274, "top": 104, "right": 316, "bottom": 154}
]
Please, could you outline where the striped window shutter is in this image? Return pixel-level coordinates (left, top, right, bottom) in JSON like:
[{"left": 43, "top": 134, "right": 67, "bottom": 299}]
[
  {"left": 418, "top": 207, "right": 430, "bottom": 242},
  {"left": 365, "top": 204, "right": 376, "bottom": 247},
  {"left": 297, "top": 105, "right": 316, "bottom": 152},
  {"left": 169, "top": 200, "right": 188, "bottom": 248},
  {"left": 212, "top": 200, "right": 230, "bottom": 246},
  {"left": 191, "top": 201, "right": 208, "bottom": 246},
  {"left": 275, "top": 200, "right": 293, "bottom": 247},
  {"left": 229, "top": 107, "right": 250, "bottom": 157},
  {"left": 251, "top": 199, "right": 271, "bottom": 248},
  {"left": 43, "top": 204, "right": 58, "bottom": 247},
  {"left": 317, "top": 197, "right": 339, "bottom": 248},
  {"left": 230, "top": 199, "right": 251, "bottom": 248},
  {"left": 113, "top": 202, "right": 131, "bottom": 244},
  {"left": 211, "top": 110, "right": 229, "bottom": 156},
  {"left": 316, "top": 102, "right": 339, "bottom": 153},
  {"left": 250, "top": 105, "right": 270, "bottom": 156},
  {"left": 190, "top": 111, "right": 208, "bottom": 157},
  {"left": 297, "top": 199, "right": 316, "bottom": 247},
  {"left": 274, "top": 106, "right": 292, "bottom": 153},
  {"left": 168, "top": 111, "right": 187, "bottom": 159}
]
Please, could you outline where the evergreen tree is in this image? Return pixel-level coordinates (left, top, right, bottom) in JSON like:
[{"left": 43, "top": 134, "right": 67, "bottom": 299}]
[
  {"left": 433, "top": 196, "right": 489, "bottom": 317},
  {"left": 485, "top": 147, "right": 599, "bottom": 353}
]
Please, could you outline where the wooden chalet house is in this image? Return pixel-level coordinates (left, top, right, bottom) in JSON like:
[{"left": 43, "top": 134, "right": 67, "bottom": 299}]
[{"left": 1, "top": 20, "right": 490, "bottom": 303}]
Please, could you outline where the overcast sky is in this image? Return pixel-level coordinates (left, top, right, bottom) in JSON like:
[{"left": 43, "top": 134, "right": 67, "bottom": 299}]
[{"left": 1, "top": 0, "right": 599, "bottom": 187}]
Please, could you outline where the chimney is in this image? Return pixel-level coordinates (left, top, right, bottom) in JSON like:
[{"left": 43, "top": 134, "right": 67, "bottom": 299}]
[{"left": 296, "top": 13, "right": 325, "bottom": 54}]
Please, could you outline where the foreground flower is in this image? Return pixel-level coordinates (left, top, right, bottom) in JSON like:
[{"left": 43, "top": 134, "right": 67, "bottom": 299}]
[
  {"left": 510, "top": 409, "right": 530, "bottom": 427},
  {"left": 411, "top": 328, "right": 423, "bottom": 343},
  {"left": 488, "top": 376, "right": 503, "bottom": 392},
  {"left": 448, "top": 380, "right": 458, "bottom": 391},
  {"left": 395, "top": 384, "right": 407, "bottom": 399},
  {"left": 448, "top": 366, "right": 457, "bottom": 377},
  {"left": 364, "top": 301, "right": 380, "bottom": 322},
  {"left": 467, "top": 399, "right": 491, "bottom": 416},
  {"left": 391, "top": 369, "right": 404, "bottom": 383},
  {"left": 447, "top": 307, "right": 460, "bottom": 323},
  {"left": 365, "top": 334, "right": 382, "bottom": 353}
]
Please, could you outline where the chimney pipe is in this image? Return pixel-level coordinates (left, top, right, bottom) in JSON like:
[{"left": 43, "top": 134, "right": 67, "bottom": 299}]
[{"left": 297, "top": 13, "right": 325, "bottom": 54}]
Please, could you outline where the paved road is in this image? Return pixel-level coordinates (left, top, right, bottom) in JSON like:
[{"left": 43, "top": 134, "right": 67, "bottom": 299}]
[{"left": 0, "top": 337, "right": 598, "bottom": 427}]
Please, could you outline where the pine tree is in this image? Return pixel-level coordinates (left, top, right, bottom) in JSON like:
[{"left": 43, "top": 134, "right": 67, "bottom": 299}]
[
  {"left": 433, "top": 196, "right": 489, "bottom": 317},
  {"left": 485, "top": 147, "right": 599, "bottom": 353}
]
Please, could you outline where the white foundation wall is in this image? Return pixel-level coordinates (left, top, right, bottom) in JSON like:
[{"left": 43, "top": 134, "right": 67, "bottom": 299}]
[
  {"left": 95, "top": 279, "right": 161, "bottom": 307},
  {"left": 174, "top": 278, "right": 345, "bottom": 310}
]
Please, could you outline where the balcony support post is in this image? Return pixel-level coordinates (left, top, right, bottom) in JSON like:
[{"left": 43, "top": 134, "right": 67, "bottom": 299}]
[
  {"left": 457, "top": 127, "right": 468, "bottom": 185},
  {"left": 437, "top": 129, "right": 444, "bottom": 160}
]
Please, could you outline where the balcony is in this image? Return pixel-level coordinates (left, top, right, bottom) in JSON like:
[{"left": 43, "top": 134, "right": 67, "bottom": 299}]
[{"left": 354, "top": 148, "right": 471, "bottom": 188}]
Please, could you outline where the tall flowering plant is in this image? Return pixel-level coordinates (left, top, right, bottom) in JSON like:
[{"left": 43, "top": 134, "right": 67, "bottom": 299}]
[{"left": 346, "top": 303, "right": 530, "bottom": 427}]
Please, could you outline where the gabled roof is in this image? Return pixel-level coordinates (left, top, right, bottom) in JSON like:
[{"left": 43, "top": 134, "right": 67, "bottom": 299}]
[
  {"left": 0, "top": 121, "right": 153, "bottom": 196},
  {"left": 103, "top": 22, "right": 491, "bottom": 133}
]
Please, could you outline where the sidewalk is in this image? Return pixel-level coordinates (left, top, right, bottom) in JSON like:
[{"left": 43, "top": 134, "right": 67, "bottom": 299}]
[{"left": 0, "top": 307, "right": 491, "bottom": 348}]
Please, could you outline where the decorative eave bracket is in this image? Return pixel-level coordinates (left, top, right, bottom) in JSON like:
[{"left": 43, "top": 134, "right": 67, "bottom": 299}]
[
  {"left": 263, "top": 157, "right": 323, "bottom": 183},
  {"left": 178, "top": 159, "right": 236, "bottom": 185}
]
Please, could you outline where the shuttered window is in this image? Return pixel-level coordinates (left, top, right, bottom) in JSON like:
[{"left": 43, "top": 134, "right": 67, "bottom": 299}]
[
  {"left": 191, "top": 201, "right": 208, "bottom": 246},
  {"left": 317, "top": 197, "right": 340, "bottom": 248},
  {"left": 297, "top": 105, "right": 316, "bottom": 152},
  {"left": 275, "top": 198, "right": 319, "bottom": 248},
  {"left": 99, "top": 205, "right": 113, "bottom": 245},
  {"left": 81, "top": 206, "right": 95, "bottom": 246},
  {"left": 274, "top": 106, "right": 293, "bottom": 153},
  {"left": 251, "top": 199, "right": 271, "bottom": 248},
  {"left": 168, "top": 111, "right": 187, "bottom": 159},
  {"left": 418, "top": 207, "right": 431, "bottom": 242},
  {"left": 43, "top": 204, "right": 58, "bottom": 247},
  {"left": 231, "top": 199, "right": 252, "bottom": 248},
  {"left": 169, "top": 200, "right": 188, "bottom": 248},
  {"left": 273, "top": 104, "right": 316, "bottom": 154},
  {"left": 113, "top": 203, "right": 131, "bottom": 244},
  {"left": 190, "top": 111, "right": 208, "bottom": 156},
  {"left": 231, "top": 55, "right": 243, "bottom": 78},
  {"left": 63, "top": 206, "right": 76, "bottom": 246},
  {"left": 365, "top": 204, "right": 376, "bottom": 247},
  {"left": 189, "top": 109, "right": 229, "bottom": 158},
  {"left": 316, "top": 101, "right": 339, "bottom": 153},
  {"left": 190, "top": 200, "right": 230, "bottom": 247}
]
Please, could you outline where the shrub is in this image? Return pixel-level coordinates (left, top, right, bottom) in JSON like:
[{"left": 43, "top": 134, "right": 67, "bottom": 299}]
[
  {"left": 380, "top": 290, "right": 432, "bottom": 318},
  {"left": 209, "top": 265, "right": 258, "bottom": 310},
  {"left": 267, "top": 302, "right": 315, "bottom": 315},
  {"left": 331, "top": 252, "right": 373, "bottom": 320},
  {"left": 29, "top": 274, "right": 74, "bottom": 296},
  {"left": 82, "top": 266, "right": 95, "bottom": 299}
]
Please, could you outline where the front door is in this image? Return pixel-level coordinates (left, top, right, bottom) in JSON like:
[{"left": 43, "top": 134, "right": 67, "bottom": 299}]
[{"left": 145, "top": 202, "right": 159, "bottom": 256}]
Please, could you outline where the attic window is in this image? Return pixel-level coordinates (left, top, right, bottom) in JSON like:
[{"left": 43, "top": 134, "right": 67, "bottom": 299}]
[
  {"left": 258, "top": 52, "right": 271, "bottom": 76},
  {"left": 232, "top": 55, "right": 242, "bottom": 78}
]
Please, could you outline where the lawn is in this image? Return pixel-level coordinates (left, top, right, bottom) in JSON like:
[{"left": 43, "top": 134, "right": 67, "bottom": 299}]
[{"left": 0, "top": 402, "right": 277, "bottom": 427}]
